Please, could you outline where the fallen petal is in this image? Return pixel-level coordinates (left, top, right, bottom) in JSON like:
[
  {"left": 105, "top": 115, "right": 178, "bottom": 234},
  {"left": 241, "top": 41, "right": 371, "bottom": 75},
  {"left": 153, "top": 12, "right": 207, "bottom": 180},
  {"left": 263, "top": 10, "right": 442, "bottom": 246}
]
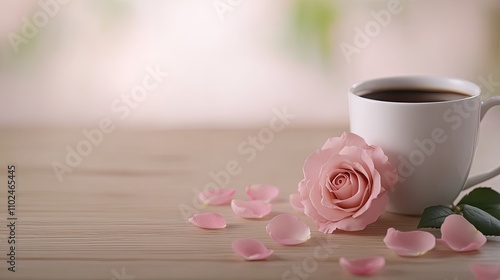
[
  {"left": 245, "top": 184, "right": 280, "bottom": 202},
  {"left": 231, "top": 199, "right": 272, "bottom": 219},
  {"left": 440, "top": 214, "right": 487, "bottom": 252},
  {"left": 232, "top": 239, "right": 274, "bottom": 261},
  {"left": 470, "top": 263, "right": 500, "bottom": 280},
  {"left": 266, "top": 214, "right": 311, "bottom": 245},
  {"left": 188, "top": 212, "right": 226, "bottom": 229},
  {"left": 339, "top": 256, "right": 385, "bottom": 276},
  {"left": 198, "top": 188, "right": 235, "bottom": 205},
  {"left": 289, "top": 193, "right": 304, "bottom": 212},
  {"left": 383, "top": 228, "right": 436, "bottom": 257}
]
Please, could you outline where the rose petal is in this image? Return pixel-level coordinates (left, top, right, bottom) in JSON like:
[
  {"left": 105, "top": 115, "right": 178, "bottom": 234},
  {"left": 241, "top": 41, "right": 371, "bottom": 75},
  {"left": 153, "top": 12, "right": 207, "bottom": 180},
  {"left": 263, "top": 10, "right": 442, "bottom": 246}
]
[
  {"left": 440, "top": 214, "right": 487, "bottom": 252},
  {"left": 322, "top": 132, "right": 369, "bottom": 151},
  {"left": 383, "top": 228, "right": 436, "bottom": 257},
  {"left": 301, "top": 149, "right": 334, "bottom": 183},
  {"left": 339, "top": 256, "right": 385, "bottom": 276},
  {"left": 231, "top": 199, "right": 272, "bottom": 219},
  {"left": 368, "top": 146, "right": 398, "bottom": 191},
  {"left": 198, "top": 188, "right": 235, "bottom": 205},
  {"left": 245, "top": 184, "right": 279, "bottom": 202},
  {"left": 325, "top": 194, "right": 389, "bottom": 233},
  {"left": 188, "top": 212, "right": 226, "bottom": 229},
  {"left": 470, "top": 263, "right": 500, "bottom": 280},
  {"left": 289, "top": 193, "right": 304, "bottom": 212},
  {"left": 232, "top": 239, "right": 274, "bottom": 261},
  {"left": 266, "top": 214, "right": 311, "bottom": 245},
  {"left": 298, "top": 132, "right": 397, "bottom": 235}
]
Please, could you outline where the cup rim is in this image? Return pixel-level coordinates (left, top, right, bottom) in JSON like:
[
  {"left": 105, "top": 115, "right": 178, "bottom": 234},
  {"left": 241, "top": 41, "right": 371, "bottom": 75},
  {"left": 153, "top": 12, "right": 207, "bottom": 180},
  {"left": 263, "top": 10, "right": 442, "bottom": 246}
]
[{"left": 350, "top": 75, "right": 480, "bottom": 104}]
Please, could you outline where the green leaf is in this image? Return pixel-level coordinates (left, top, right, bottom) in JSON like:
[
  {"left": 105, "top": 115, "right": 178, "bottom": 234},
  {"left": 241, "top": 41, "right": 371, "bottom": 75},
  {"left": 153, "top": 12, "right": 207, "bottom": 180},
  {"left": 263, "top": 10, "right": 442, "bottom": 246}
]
[
  {"left": 417, "top": 205, "right": 454, "bottom": 229},
  {"left": 458, "top": 187, "right": 500, "bottom": 208},
  {"left": 462, "top": 204, "right": 500, "bottom": 236},
  {"left": 481, "top": 206, "right": 500, "bottom": 220},
  {"left": 458, "top": 187, "right": 500, "bottom": 220}
]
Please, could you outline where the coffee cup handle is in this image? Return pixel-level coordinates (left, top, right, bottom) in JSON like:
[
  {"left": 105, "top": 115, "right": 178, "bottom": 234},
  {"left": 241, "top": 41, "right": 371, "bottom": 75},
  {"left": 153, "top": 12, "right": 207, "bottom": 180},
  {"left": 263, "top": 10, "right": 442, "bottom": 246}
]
[{"left": 463, "top": 96, "right": 500, "bottom": 190}]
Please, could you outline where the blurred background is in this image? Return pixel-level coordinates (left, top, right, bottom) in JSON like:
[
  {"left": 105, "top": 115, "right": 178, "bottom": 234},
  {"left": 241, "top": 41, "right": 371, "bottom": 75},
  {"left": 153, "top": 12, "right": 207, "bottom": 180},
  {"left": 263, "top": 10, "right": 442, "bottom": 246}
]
[{"left": 1, "top": 0, "right": 500, "bottom": 128}]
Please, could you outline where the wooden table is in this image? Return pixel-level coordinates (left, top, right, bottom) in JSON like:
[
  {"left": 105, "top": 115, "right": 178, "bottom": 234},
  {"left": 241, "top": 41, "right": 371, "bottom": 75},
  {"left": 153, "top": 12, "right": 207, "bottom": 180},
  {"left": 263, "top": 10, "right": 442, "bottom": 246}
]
[{"left": 0, "top": 127, "right": 499, "bottom": 280}]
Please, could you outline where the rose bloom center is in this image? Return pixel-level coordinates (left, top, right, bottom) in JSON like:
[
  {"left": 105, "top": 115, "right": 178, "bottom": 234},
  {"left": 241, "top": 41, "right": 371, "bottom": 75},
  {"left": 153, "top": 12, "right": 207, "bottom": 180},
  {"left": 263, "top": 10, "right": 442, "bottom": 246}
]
[
  {"left": 324, "top": 170, "right": 363, "bottom": 203},
  {"left": 327, "top": 172, "right": 350, "bottom": 191},
  {"left": 333, "top": 173, "right": 348, "bottom": 187}
]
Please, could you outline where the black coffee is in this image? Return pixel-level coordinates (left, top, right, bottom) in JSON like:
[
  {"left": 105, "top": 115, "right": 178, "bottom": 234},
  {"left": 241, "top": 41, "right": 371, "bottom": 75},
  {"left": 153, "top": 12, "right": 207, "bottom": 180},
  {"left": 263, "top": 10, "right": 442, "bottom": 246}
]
[{"left": 359, "top": 89, "right": 468, "bottom": 103}]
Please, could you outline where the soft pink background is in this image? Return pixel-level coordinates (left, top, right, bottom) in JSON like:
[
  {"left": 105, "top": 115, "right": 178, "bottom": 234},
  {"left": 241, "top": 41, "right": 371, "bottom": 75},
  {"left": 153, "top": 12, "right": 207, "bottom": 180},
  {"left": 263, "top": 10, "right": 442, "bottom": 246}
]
[{"left": 0, "top": 0, "right": 499, "bottom": 128}]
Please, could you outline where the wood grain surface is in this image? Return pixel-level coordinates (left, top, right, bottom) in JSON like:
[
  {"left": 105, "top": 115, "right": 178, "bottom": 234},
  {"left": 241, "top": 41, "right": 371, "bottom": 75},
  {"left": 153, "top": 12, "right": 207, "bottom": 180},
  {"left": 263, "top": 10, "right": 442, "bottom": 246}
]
[{"left": 0, "top": 127, "right": 499, "bottom": 280}]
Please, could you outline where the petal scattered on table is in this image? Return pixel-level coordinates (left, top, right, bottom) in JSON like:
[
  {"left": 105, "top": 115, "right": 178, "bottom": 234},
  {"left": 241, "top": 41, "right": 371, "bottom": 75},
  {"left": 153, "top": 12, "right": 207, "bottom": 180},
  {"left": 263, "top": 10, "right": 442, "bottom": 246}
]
[
  {"left": 188, "top": 212, "right": 226, "bottom": 229},
  {"left": 383, "top": 228, "right": 436, "bottom": 257},
  {"left": 198, "top": 188, "right": 235, "bottom": 205},
  {"left": 339, "top": 256, "right": 385, "bottom": 276},
  {"left": 245, "top": 184, "right": 280, "bottom": 202},
  {"left": 440, "top": 214, "right": 487, "bottom": 252},
  {"left": 470, "top": 262, "right": 500, "bottom": 280},
  {"left": 231, "top": 199, "right": 272, "bottom": 219},
  {"left": 232, "top": 238, "right": 274, "bottom": 261},
  {"left": 266, "top": 213, "right": 311, "bottom": 245},
  {"left": 289, "top": 192, "right": 304, "bottom": 212}
]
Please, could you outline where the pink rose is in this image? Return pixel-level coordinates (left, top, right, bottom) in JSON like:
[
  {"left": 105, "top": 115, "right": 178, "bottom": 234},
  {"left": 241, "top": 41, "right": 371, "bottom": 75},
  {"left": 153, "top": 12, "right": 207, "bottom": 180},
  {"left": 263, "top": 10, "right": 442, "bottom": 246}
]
[{"left": 298, "top": 132, "right": 398, "bottom": 233}]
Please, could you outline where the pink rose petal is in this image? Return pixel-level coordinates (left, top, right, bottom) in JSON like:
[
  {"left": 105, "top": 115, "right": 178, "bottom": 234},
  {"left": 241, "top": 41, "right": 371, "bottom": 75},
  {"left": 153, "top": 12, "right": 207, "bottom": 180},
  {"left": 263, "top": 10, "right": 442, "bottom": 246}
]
[
  {"left": 232, "top": 239, "right": 274, "bottom": 261},
  {"left": 266, "top": 214, "right": 311, "bottom": 245},
  {"left": 322, "top": 132, "right": 369, "bottom": 151},
  {"left": 245, "top": 184, "right": 279, "bottom": 202},
  {"left": 339, "top": 256, "right": 385, "bottom": 276},
  {"left": 470, "top": 263, "right": 500, "bottom": 280},
  {"left": 188, "top": 212, "right": 226, "bottom": 229},
  {"left": 198, "top": 188, "right": 235, "bottom": 205},
  {"left": 440, "top": 214, "right": 487, "bottom": 252},
  {"left": 323, "top": 194, "right": 389, "bottom": 233},
  {"left": 231, "top": 199, "right": 272, "bottom": 219},
  {"left": 383, "top": 228, "right": 436, "bottom": 257},
  {"left": 298, "top": 132, "right": 397, "bottom": 234},
  {"left": 289, "top": 192, "right": 304, "bottom": 212}
]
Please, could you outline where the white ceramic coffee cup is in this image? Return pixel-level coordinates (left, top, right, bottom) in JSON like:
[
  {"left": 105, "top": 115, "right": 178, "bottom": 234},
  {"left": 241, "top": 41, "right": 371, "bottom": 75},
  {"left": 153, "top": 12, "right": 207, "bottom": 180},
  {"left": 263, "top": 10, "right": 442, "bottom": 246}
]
[{"left": 348, "top": 76, "right": 500, "bottom": 215}]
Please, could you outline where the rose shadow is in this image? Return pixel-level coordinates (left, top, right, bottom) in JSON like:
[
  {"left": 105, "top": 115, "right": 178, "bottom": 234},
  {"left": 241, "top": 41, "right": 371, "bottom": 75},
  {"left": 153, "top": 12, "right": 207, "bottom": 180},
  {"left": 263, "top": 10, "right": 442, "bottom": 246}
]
[{"left": 333, "top": 212, "right": 422, "bottom": 237}]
